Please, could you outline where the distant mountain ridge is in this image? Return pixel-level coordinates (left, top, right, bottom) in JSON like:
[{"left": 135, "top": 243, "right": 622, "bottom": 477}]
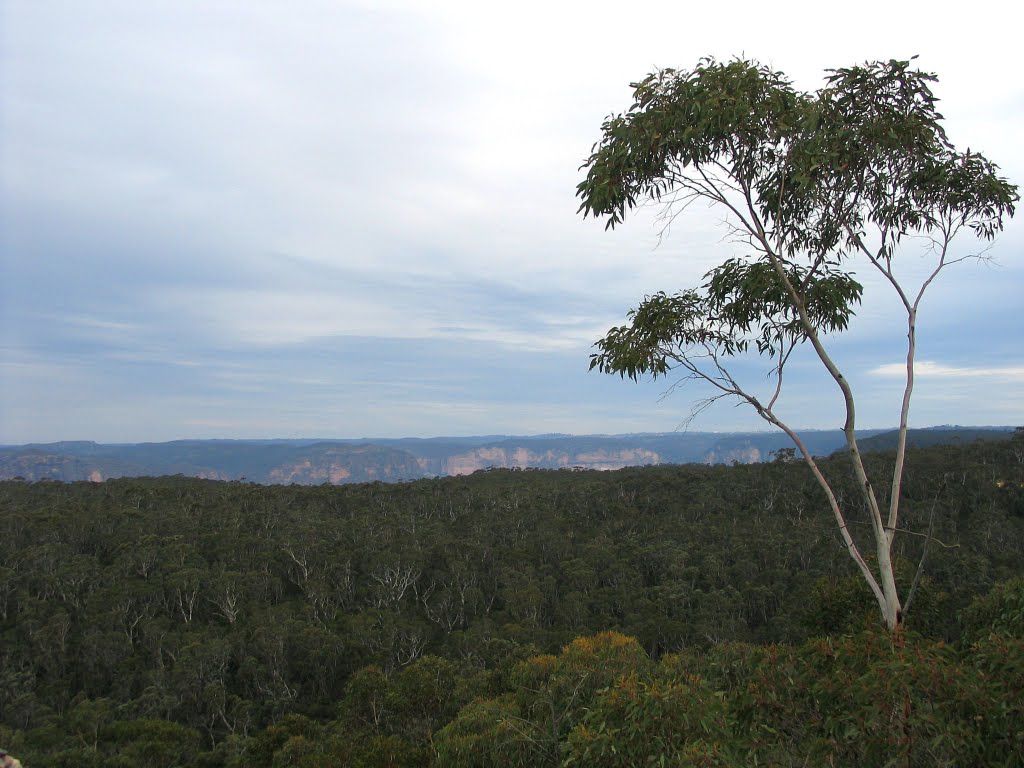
[
  {"left": 852, "top": 426, "right": 1017, "bottom": 453},
  {"left": 0, "top": 427, "right": 1014, "bottom": 484}
]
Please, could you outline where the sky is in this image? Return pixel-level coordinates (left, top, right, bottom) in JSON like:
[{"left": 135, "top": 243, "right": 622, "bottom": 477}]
[{"left": 1, "top": 0, "right": 1022, "bottom": 444}]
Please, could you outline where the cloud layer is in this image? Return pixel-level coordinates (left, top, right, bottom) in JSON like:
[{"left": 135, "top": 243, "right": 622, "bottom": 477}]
[{"left": 2, "top": 0, "right": 1022, "bottom": 442}]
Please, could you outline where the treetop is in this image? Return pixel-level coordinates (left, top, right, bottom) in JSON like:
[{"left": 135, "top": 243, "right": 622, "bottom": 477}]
[{"left": 577, "top": 57, "right": 1018, "bottom": 259}]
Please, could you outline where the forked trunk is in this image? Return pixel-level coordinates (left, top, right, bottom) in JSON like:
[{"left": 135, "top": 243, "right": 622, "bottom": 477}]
[{"left": 877, "top": 546, "right": 903, "bottom": 631}]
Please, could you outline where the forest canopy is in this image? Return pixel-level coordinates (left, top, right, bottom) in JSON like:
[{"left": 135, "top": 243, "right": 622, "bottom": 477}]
[{"left": 1, "top": 437, "right": 1022, "bottom": 765}]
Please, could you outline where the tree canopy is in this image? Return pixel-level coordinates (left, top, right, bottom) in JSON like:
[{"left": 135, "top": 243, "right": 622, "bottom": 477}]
[{"left": 577, "top": 57, "right": 1018, "bottom": 630}]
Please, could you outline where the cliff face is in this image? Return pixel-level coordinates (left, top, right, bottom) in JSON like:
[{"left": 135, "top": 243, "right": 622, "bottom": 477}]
[
  {"left": 3, "top": 429, "right": 992, "bottom": 485},
  {"left": 264, "top": 446, "right": 426, "bottom": 484},
  {"left": 444, "top": 446, "right": 662, "bottom": 475},
  {"left": 702, "top": 445, "right": 764, "bottom": 465},
  {"left": 0, "top": 452, "right": 144, "bottom": 482},
  {"left": 0, "top": 440, "right": 782, "bottom": 483},
  {"left": 0, "top": 443, "right": 426, "bottom": 485},
  {"left": 267, "top": 459, "right": 352, "bottom": 484}
]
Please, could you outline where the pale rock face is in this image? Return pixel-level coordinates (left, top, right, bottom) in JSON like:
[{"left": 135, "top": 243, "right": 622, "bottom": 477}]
[
  {"left": 0, "top": 435, "right": 788, "bottom": 484},
  {"left": 574, "top": 448, "right": 661, "bottom": 471},
  {"left": 268, "top": 459, "right": 314, "bottom": 484},
  {"left": 268, "top": 459, "right": 352, "bottom": 484},
  {"left": 196, "top": 470, "right": 230, "bottom": 480},
  {"left": 704, "top": 446, "right": 762, "bottom": 465},
  {"left": 444, "top": 447, "right": 663, "bottom": 475},
  {"left": 329, "top": 465, "right": 352, "bottom": 483}
]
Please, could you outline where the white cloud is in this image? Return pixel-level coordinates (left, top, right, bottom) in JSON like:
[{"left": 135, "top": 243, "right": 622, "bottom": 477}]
[
  {"left": 871, "top": 361, "right": 1024, "bottom": 381},
  {"left": 2, "top": 0, "right": 1022, "bottom": 441}
]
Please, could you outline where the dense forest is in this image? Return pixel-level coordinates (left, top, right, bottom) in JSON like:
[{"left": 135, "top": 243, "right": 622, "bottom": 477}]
[{"left": 1, "top": 436, "right": 1022, "bottom": 766}]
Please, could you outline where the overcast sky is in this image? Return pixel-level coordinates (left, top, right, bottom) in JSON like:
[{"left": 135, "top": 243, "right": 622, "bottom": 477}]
[{"left": 2, "top": 0, "right": 1021, "bottom": 443}]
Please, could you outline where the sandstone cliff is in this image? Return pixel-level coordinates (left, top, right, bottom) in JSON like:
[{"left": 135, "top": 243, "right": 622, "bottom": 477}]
[
  {"left": 444, "top": 446, "right": 662, "bottom": 475},
  {"left": 3, "top": 428, "right": 966, "bottom": 485}
]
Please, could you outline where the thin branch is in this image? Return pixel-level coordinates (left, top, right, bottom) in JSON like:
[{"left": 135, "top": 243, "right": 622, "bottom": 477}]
[
  {"left": 743, "top": 178, "right": 888, "bottom": 552},
  {"left": 767, "top": 339, "right": 797, "bottom": 411},
  {"left": 844, "top": 519, "right": 957, "bottom": 549},
  {"left": 665, "top": 342, "right": 885, "bottom": 605}
]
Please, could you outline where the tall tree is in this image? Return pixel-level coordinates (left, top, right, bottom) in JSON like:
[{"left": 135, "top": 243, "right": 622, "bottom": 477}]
[{"left": 577, "top": 58, "right": 1017, "bottom": 630}]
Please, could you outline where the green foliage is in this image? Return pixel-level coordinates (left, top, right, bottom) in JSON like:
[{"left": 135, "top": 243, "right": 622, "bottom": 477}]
[
  {"left": 565, "top": 674, "right": 735, "bottom": 767},
  {"left": 577, "top": 59, "right": 804, "bottom": 230},
  {"left": 441, "top": 623, "right": 1024, "bottom": 768},
  {"left": 103, "top": 719, "right": 202, "bottom": 768},
  {"left": 590, "top": 259, "right": 864, "bottom": 382},
  {"left": 580, "top": 55, "right": 1017, "bottom": 388},
  {"left": 432, "top": 695, "right": 527, "bottom": 768},
  {"left": 233, "top": 714, "right": 320, "bottom": 767},
  {"left": 781, "top": 633, "right": 981, "bottom": 766},
  {"left": 434, "top": 632, "right": 650, "bottom": 768},
  {"left": 579, "top": 55, "right": 1018, "bottom": 633},
  {"left": 1, "top": 440, "right": 1023, "bottom": 764},
  {"left": 578, "top": 56, "right": 1016, "bottom": 247},
  {"left": 802, "top": 574, "right": 877, "bottom": 635},
  {"left": 959, "top": 576, "right": 1024, "bottom": 645},
  {"left": 968, "top": 634, "right": 1024, "bottom": 759}
]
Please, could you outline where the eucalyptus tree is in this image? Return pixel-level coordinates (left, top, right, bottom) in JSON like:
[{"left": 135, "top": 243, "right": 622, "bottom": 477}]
[{"left": 577, "top": 58, "right": 1017, "bottom": 629}]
